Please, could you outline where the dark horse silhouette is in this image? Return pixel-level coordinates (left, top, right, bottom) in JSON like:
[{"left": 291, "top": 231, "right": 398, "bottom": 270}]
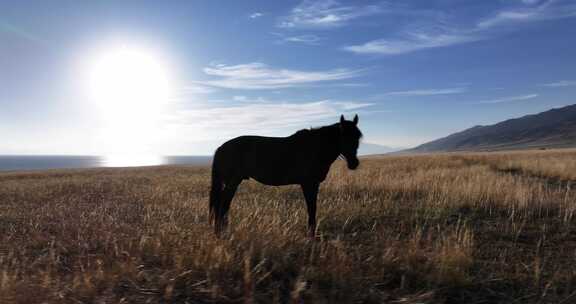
[{"left": 209, "top": 114, "right": 362, "bottom": 236}]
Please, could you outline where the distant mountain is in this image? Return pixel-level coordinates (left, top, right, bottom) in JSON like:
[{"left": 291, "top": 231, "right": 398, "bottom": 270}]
[
  {"left": 406, "top": 104, "right": 576, "bottom": 153},
  {"left": 359, "top": 143, "right": 400, "bottom": 155}
]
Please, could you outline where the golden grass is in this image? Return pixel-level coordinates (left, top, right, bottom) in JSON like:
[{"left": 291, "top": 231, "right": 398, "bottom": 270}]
[{"left": 1, "top": 149, "right": 576, "bottom": 303}]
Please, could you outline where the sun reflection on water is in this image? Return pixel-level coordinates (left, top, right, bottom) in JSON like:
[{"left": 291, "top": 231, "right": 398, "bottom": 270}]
[{"left": 101, "top": 154, "right": 164, "bottom": 168}]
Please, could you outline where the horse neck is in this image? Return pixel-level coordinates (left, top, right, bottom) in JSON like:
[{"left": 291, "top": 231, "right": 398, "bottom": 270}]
[{"left": 311, "top": 125, "right": 341, "bottom": 162}]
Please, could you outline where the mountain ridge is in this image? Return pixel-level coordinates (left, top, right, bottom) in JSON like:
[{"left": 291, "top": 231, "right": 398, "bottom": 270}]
[{"left": 405, "top": 104, "right": 576, "bottom": 153}]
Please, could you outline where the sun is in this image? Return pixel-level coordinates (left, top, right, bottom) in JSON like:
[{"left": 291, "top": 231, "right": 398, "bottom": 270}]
[
  {"left": 86, "top": 46, "right": 172, "bottom": 120},
  {"left": 84, "top": 44, "right": 175, "bottom": 156}
]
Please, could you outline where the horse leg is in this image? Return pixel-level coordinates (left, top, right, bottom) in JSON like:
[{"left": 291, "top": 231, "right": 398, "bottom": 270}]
[
  {"left": 301, "top": 183, "right": 319, "bottom": 238},
  {"left": 216, "top": 179, "right": 241, "bottom": 234}
]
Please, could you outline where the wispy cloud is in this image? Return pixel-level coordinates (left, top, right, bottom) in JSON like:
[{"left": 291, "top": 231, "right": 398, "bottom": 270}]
[
  {"left": 196, "top": 62, "right": 362, "bottom": 90},
  {"left": 249, "top": 12, "right": 264, "bottom": 19},
  {"left": 475, "top": 94, "right": 538, "bottom": 104},
  {"left": 280, "top": 34, "right": 323, "bottom": 45},
  {"left": 344, "top": 31, "right": 482, "bottom": 55},
  {"left": 381, "top": 87, "right": 468, "bottom": 96},
  {"left": 271, "top": 32, "right": 323, "bottom": 45},
  {"left": 477, "top": 0, "right": 576, "bottom": 28},
  {"left": 522, "top": 0, "right": 542, "bottom": 4},
  {"left": 163, "top": 100, "right": 372, "bottom": 140},
  {"left": 542, "top": 80, "right": 576, "bottom": 87},
  {"left": 344, "top": 0, "right": 576, "bottom": 55},
  {"left": 232, "top": 95, "right": 269, "bottom": 103},
  {"left": 0, "top": 21, "right": 46, "bottom": 44},
  {"left": 332, "top": 101, "right": 373, "bottom": 110},
  {"left": 168, "top": 85, "right": 216, "bottom": 104},
  {"left": 278, "top": 0, "right": 383, "bottom": 29}
]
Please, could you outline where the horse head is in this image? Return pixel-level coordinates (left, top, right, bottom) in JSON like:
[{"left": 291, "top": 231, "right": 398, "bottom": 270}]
[{"left": 339, "top": 114, "right": 362, "bottom": 170}]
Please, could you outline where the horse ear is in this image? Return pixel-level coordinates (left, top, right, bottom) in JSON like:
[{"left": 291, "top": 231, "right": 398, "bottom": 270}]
[
  {"left": 353, "top": 114, "right": 359, "bottom": 125},
  {"left": 340, "top": 114, "right": 345, "bottom": 124}
]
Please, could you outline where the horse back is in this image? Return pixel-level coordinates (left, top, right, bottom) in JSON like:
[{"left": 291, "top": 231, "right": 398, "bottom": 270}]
[{"left": 214, "top": 135, "right": 332, "bottom": 185}]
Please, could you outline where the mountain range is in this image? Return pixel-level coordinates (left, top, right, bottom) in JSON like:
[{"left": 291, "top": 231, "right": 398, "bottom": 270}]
[{"left": 405, "top": 104, "right": 576, "bottom": 153}]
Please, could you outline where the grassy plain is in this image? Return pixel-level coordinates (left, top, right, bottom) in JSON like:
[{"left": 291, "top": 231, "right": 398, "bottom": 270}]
[{"left": 1, "top": 149, "right": 575, "bottom": 303}]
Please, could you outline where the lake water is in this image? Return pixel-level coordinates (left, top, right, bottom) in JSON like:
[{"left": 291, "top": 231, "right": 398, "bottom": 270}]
[{"left": 0, "top": 155, "right": 212, "bottom": 172}]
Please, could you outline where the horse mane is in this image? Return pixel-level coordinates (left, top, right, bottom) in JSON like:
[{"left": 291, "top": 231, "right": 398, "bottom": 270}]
[
  {"left": 291, "top": 122, "right": 363, "bottom": 140},
  {"left": 290, "top": 123, "right": 340, "bottom": 140}
]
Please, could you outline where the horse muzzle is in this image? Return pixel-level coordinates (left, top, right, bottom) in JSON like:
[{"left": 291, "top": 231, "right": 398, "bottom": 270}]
[{"left": 347, "top": 158, "right": 359, "bottom": 170}]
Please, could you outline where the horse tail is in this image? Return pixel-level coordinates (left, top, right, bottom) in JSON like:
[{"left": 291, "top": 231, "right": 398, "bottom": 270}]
[{"left": 209, "top": 148, "right": 223, "bottom": 225}]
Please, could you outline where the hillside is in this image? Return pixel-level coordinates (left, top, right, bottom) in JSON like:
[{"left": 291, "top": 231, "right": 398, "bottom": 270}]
[{"left": 407, "top": 104, "right": 576, "bottom": 152}]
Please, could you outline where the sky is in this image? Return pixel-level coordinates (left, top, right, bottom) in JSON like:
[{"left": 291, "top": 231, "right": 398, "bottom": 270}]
[{"left": 1, "top": 0, "right": 576, "bottom": 156}]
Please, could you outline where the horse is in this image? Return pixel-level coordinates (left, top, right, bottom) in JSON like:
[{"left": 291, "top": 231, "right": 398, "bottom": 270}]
[{"left": 209, "top": 114, "right": 362, "bottom": 236}]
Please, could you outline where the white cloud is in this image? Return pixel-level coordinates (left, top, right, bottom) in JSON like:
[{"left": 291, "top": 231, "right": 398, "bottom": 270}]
[
  {"left": 167, "top": 85, "right": 216, "bottom": 104},
  {"left": 332, "top": 101, "right": 373, "bottom": 110},
  {"left": 475, "top": 94, "right": 538, "bottom": 104},
  {"left": 344, "top": 1, "right": 576, "bottom": 55},
  {"left": 542, "top": 80, "right": 576, "bottom": 87},
  {"left": 162, "top": 100, "right": 372, "bottom": 141},
  {"left": 281, "top": 34, "right": 323, "bottom": 45},
  {"left": 232, "top": 95, "right": 269, "bottom": 103},
  {"left": 278, "top": 0, "right": 383, "bottom": 29},
  {"left": 196, "top": 62, "right": 362, "bottom": 90},
  {"left": 477, "top": 0, "right": 576, "bottom": 28},
  {"left": 381, "top": 87, "right": 468, "bottom": 96},
  {"left": 344, "top": 31, "right": 481, "bottom": 55},
  {"left": 151, "top": 99, "right": 373, "bottom": 154},
  {"left": 249, "top": 12, "right": 264, "bottom": 19},
  {"left": 232, "top": 95, "right": 248, "bottom": 102}
]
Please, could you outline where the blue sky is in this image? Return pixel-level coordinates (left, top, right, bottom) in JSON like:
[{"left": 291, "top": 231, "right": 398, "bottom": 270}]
[{"left": 1, "top": 0, "right": 576, "bottom": 155}]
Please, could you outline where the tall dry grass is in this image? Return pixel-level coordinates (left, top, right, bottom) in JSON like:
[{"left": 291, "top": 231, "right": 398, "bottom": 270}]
[{"left": 1, "top": 149, "right": 575, "bottom": 303}]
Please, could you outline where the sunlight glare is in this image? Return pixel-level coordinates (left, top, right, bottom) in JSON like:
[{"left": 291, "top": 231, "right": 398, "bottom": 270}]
[
  {"left": 84, "top": 44, "right": 175, "bottom": 158},
  {"left": 87, "top": 46, "right": 172, "bottom": 121},
  {"left": 101, "top": 153, "right": 164, "bottom": 168}
]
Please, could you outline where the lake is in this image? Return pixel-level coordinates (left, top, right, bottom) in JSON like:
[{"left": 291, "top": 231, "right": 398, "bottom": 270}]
[{"left": 0, "top": 155, "right": 212, "bottom": 172}]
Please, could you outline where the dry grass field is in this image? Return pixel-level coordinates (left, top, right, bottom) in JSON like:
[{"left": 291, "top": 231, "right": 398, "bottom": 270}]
[{"left": 1, "top": 149, "right": 576, "bottom": 303}]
